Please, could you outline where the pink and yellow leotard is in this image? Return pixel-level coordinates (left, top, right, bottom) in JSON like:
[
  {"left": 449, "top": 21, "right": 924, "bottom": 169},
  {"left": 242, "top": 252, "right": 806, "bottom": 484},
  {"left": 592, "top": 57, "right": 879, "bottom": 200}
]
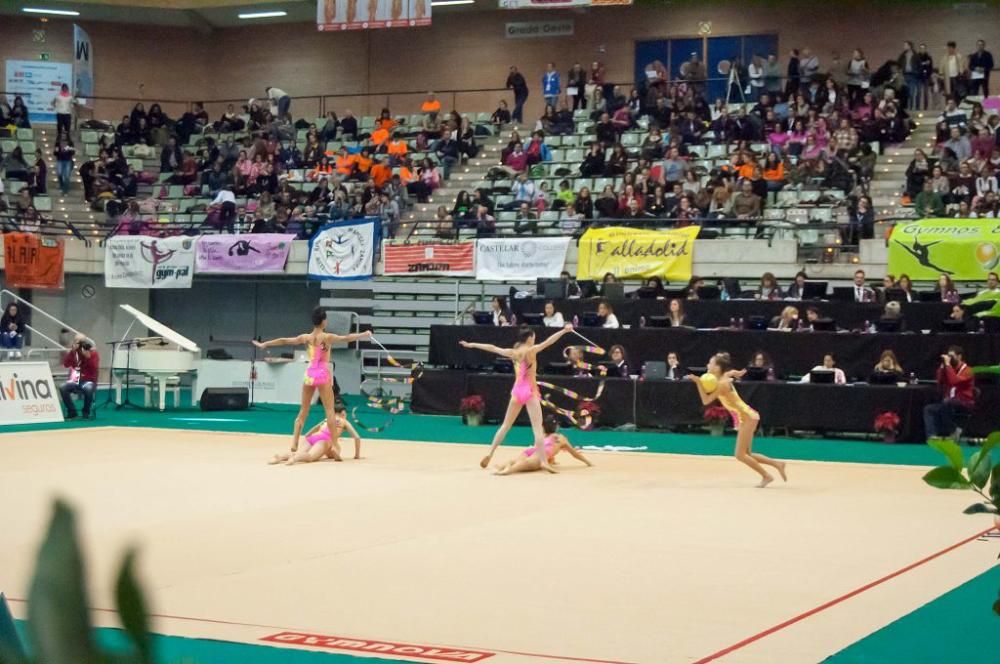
[
  {"left": 304, "top": 341, "right": 332, "bottom": 386},
  {"left": 305, "top": 423, "right": 331, "bottom": 446},
  {"left": 511, "top": 359, "right": 541, "bottom": 405},
  {"left": 717, "top": 382, "right": 760, "bottom": 428},
  {"left": 522, "top": 434, "right": 558, "bottom": 461}
]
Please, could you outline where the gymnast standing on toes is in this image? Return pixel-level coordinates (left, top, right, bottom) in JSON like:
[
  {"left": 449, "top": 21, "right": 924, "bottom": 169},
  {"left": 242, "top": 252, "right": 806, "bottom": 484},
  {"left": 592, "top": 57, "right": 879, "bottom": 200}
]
[
  {"left": 688, "top": 352, "right": 788, "bottom": 488},
  {"left": 494, "top": 416, "right": 593, "bottom": 475},
  {"left": 460, "top": 323, "right": 575, "bottom": 471},
  {"left": 253, "top": 307, "right": 371, "bottom": 460},
  {"left": 268, "top": 404, "right": 362, "bottom": 465}
]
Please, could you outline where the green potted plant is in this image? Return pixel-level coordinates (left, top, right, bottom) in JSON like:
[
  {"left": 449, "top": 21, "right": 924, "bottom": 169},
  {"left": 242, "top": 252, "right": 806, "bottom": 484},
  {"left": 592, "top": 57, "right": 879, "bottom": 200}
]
[{"left": 459, "top": 395, "right": 486, "bottom": 426}]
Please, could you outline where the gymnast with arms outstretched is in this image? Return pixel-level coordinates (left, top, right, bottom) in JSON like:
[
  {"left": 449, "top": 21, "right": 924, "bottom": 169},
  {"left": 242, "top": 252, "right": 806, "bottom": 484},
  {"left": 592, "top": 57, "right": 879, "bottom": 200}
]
[
  {"left": 688, "top": 352, "right": 788, "bottom": 488},
  {"left": 460, "top": 323, "right": 575, "bottom": 471},
  {"left": 493, "top": 415, "right": 593, "bottom": 475},
  {"left": 253, "top": 307, "right": 371, "bottom": 458}
]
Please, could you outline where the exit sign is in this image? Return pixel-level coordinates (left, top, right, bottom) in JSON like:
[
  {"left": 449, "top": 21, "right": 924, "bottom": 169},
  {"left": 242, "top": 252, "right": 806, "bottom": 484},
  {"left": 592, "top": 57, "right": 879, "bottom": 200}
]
[{"left": 39, "top": 52, "right": 50, "bottom": 61}]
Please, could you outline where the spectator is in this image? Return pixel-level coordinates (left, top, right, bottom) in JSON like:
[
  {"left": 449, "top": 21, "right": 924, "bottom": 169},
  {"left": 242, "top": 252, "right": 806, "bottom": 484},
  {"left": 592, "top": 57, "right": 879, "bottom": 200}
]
[
  {"left": 598, "top": 300, "right": 620, "bottom": 328},
  {"left": 491, "top": 100, "right": 511, "bottom": 127},
  {"left": 536, "top": 65, "right": 561, "bottom": 114},
  {"left": 210, "top": 185, "right": 237, "bottom": 233},
  {"left": 770, "top": 306, "right": 799, "bottom": 330},
  {"left": 0, "top": 303, "right": 25, "bottom": 359},
  {"left": 505, "top": 66, "right": 529, "bottom": 124},
  {"left": 801, "top": 353, "right": 846, "bottom": 384},
  {"left": 915, "top": 179, "right": 946, "bottom": 218},
  {"left": 339, "top": 110, "right": 359, "bottom": 141},
  {"left": 874, "top": 350, "right": 904, "bottom": 375},
  {"left": 923, "top": 345, "right": 974, "bottom": 439},
  {"left": 936, "top": 274, "right": 960, "bottom": 303},
  {"left": 1, "top": 147, "right": 30, "bottom": 181},
  {"left": 665, "top": 351, "right": 683, "bottom": 380},
  {"left": 980, "top": 271, "right": 1000, "bottom": 295},
  {"left": 731, "top": 180, "right": 762, "bottom": 219},
  {"left": 160, "top": 137, "right": 182, "bottom": 173},
  {"left": 948, "top": 304, "right": 971, "bottom": 331},
  {"left": 265, "top": 86, "right": 291, "bottom": 122},
  {"left": 942, "top": 126, "right": 971, "bottom": 162},
  {"left": 667, "top": 298, "right": 687, "bottom": 327},
  {"left": 567, "top": 62, "right": 587, "bottom": 110},
  {"left": 758, "top": 272, "right": 783, "bottom": 300},
  {"left": 852, "top": 269, "right": 876, "bottom": 302},
  {"left": 60, "top": 334, "right": 99, "bottom": 419},
  {"left": 749, "top": 351, "right": 777, "bottom": 380},
  {"left": 50, "top": 83, "right": 75, "bottom": 136},
  {"left": 543, "top": 301, "right": 565, "bottom": 327},
  {"left": 846, "top": 48, "right": 870, "bottom": 106},
  {"left": 514, "top": 201, "right": 538, "bottom": 235},
  {"left": 968, "top": 39, "right": 994, "bottom": 97},
  {"left": 473, "top": 205, "right": 496, "bottom": 238},
  {"left": 942, "top": 42, "right": 965, "bottom": 100},
  {"left": 607, "top": 344, "right": 630, "bottom": 377},
  {"left": 491, "top": 296, "right": 512, "bottom": 326},
  {"left": 905, "top": 149, "right": 931, "bottom": 199},
  {"left": 30, "top": 149, "right": 47, "bottom": 196},
  {"left": 894, "top": 274, "right": 914, "bottom": 303}
]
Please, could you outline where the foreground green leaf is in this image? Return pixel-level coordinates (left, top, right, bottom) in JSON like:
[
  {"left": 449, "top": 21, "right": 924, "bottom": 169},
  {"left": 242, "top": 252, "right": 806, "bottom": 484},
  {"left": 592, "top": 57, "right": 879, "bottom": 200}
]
[
  {"left": 991, "top": 465, "right": 1000, "bottom": 504},
  {"left": 923, "top": 465, "right": 970, "bottom": 489},
  {"left": 928, "top": 438, "right": 965, "bottom": 471},
  {"left": 962, "top": 503, "right": 999, "bottom": 514},
  {"left": 114, "top": 549, "right": 152, "bottom": 664},
  {"left": 26, "top": 500, "right": 96, "bottom": 664},
  {"left": 968, "top": 450, "right": 993, "bottom": 490}
]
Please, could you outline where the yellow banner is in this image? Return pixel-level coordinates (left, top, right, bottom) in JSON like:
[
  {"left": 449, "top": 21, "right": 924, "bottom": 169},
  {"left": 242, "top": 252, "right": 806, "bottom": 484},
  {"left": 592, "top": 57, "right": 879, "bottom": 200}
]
[
  {"left": 577, "top": 226, "right": 699, "bottom": 281},
  {"left": 887, "top": 218, "right": 999, "bottom": 280}
]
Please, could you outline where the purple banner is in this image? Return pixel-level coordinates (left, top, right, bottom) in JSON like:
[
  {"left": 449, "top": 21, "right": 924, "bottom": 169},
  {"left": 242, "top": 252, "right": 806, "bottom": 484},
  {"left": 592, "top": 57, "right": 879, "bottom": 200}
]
[{"left": 195, "top": 234, "right": 293, "bottom": 273}]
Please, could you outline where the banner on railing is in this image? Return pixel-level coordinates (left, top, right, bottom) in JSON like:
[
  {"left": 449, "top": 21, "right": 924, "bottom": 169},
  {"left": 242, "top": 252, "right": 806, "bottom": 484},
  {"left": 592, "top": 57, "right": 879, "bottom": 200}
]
[
  {"left": 0, "top": 362, "right": 64, "bottom": 425},
  {"left": 577, "top": 226, "right": 699, "bottom": 281},
  {"left": 2, "top": 233, "right": 65, "bottom": 289},
  {"left": 475, "top": 237, "right": 570, "bottom": 281},
  {"left": 499, "top": 0, "right": 631, "bottom": 8},
  {"left": 308, "top": 218, "right": 377, "bottom": 280},
  {"left": 383, "top": 241, "right": 475, "bottom": 276},
  {"left": 888, "top": 218, "right": 999, "bottom": 281},
  {"left": 317, "top": 0, "right": 431, "bottom": 31},
  {"left": 104, "top": 236, "right": 195, "bottom": 289},
  {"left": 195, "top": 234, "right": 293, "bottom": 274},
  {"left": 72, "top": 24, "right": 93, "bottom": 105}
]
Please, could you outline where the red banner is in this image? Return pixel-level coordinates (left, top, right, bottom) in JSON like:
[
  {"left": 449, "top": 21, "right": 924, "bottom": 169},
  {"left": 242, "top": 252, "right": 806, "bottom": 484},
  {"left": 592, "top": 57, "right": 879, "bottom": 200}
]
[
  {"left": 2, "top": 233, "right": 65, "bottom": 289},
  {"left": 383, "top": 241, "right": 475, "bottom": 276}
]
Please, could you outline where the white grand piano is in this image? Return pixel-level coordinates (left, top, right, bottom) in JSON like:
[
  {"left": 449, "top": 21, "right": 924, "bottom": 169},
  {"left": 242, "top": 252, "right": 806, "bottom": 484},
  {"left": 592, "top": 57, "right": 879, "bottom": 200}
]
[{"left": 111, "top": 304, "right": 200, "bottom": 411}]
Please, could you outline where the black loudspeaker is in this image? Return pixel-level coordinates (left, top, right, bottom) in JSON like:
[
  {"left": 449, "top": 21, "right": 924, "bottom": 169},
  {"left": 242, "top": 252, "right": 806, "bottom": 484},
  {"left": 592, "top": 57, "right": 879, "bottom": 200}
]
[{"left": 200, "top": 387, "right": 249, "bottom": 411}]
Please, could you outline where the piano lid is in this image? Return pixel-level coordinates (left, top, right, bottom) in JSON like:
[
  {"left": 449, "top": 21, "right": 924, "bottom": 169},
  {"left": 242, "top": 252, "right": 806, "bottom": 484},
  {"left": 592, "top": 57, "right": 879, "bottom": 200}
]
[{"left": 119, "top": 304, "right": 200, "bottom": 353}]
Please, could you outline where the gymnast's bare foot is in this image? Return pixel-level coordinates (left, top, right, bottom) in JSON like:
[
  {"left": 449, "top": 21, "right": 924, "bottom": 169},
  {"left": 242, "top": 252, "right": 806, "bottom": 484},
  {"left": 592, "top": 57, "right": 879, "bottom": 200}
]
[
  {"left": 777, "top": 462, "right": 788, "bottom": 482},
  {"left": 541, "top": 461, "right": 558, "bottom": 474},
  {"left": 757, "top": 474, "right": 774, "bottom": 488}
]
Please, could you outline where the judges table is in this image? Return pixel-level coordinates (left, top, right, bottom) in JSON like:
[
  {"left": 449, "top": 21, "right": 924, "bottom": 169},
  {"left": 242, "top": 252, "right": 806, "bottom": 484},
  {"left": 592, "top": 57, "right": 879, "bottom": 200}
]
[
  {"left": 411, "top": 370, "right": 1000, "bottom": 442},
  {"left": 428, "top": 325, "right": 1000, "bottom": 383},
  {"left": 511, "top": 298, "right": 978, "bottom": 333}
]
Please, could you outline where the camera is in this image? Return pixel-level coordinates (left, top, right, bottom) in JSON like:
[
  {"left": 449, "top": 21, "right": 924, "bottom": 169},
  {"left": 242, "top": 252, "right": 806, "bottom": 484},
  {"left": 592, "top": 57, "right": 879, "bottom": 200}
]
[{"left": 80, "top": 339, "right": 93, "bottom": 351}]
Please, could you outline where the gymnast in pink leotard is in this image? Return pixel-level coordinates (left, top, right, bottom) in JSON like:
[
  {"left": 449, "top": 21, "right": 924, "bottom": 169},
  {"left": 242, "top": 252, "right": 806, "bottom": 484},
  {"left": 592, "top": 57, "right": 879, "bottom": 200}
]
[
  {"left": 267, "top": 404, "right": 363, "bottom": 466},
  {"left": 459, "top": 323, "right": 574, "bottom": 471},
  {"left": 493, "top": 416, "right": 593, "bottom": 475},
  {"left": 254, "top": 307, "right": 371, "bottom": 463}
]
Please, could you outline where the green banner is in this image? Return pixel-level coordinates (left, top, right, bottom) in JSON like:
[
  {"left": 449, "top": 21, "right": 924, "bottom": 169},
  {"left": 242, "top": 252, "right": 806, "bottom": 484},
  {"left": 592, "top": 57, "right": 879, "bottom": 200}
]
[{"left": 887, "top": 218, "right": 999, "bottom": 280}]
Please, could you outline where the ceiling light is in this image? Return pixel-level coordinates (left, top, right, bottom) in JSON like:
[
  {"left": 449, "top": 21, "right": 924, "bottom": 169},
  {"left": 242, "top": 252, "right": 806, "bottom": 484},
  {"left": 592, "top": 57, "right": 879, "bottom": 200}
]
[
  {"left": 431, "top": 0, "right": 474, "bottom": 5},
  {"left": 23, "top": 7, "right": 80, "bottom": 16},
  {"left": 238, "top": 10, "right": 287, "bottom": 19}
]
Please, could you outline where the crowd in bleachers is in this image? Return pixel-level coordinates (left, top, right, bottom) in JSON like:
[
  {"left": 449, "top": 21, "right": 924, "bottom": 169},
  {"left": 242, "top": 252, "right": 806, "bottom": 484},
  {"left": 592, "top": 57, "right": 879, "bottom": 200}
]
[{"left": 2, "top": 38, "right": 998, "bottom": 240}]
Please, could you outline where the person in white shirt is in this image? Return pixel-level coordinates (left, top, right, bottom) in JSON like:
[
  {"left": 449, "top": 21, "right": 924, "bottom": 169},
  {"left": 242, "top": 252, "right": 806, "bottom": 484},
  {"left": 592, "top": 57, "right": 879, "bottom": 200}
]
[
  {"left": 265, "top": 86, "right": 291, "bottom": 122},
  {"left": 800, "top": 353, "right": 847, "bottom": 384},
  {"left": 210, "top": 186, "right": 237, "bottom": 233},
  {"left": 981, "top": 271, "right": 1000, "bottom": 295},
  {"left": 852, "top": 269, "right": 876, "bottom": 302},
  {"left": 542, "top": 301, "right": 565, "bottom": 327},
  {"left": 598, "top": 300, "right": 620, "bottom": 329},
  {"left": 50, "top": 83, "right": 76, "bottom": 136}
]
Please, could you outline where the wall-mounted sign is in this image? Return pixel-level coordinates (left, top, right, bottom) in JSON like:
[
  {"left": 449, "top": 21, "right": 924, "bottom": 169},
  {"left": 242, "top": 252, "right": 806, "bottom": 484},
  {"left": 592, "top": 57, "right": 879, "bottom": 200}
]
[{"left": 505, "top": 20, "right": 574, "bottom": 39}]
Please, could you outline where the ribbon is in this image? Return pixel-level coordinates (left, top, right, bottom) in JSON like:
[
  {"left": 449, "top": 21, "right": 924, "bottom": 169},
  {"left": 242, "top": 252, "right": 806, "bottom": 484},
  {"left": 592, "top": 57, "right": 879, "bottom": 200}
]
[
  {"left": 350, "top": 337, "right": 425, "bottom": 432},
  {"left": 537, "top": 380, "right": 607, "bottom": 430},
  {"left": 563, "top": 344, "right": 607, "bottom": 376}
]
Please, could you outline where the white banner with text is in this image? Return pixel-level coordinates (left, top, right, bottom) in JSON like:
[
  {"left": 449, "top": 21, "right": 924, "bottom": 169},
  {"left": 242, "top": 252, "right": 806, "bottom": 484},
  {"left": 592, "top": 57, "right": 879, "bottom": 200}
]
[
  {"left": 0, "top": 362, "right": 64, "bottom": 425},
  {"left": 475, "top": 237, "right": 570, "bottom": 281},
  {"left": 104, "top": 236, "right": 196, "bottom": 289}
]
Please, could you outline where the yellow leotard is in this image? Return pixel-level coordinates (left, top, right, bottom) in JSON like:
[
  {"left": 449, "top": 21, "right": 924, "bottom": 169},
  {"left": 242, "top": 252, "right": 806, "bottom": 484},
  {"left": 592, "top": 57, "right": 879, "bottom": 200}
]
[{"left": 716, "top": 382, "right": 759, "bottom": 427}]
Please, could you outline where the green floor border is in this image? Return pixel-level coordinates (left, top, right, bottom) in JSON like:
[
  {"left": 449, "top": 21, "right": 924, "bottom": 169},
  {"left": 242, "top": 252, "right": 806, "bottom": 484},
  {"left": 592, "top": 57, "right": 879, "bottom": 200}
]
[
  {"left": 12, "top": 620, "right": 417, "bottom": 663},
  {"left": 824, "top": 562, "right": 1000, "bottom": 663},
  {"left": 2, "top": 391, "right": 988, "bottom": 467}
]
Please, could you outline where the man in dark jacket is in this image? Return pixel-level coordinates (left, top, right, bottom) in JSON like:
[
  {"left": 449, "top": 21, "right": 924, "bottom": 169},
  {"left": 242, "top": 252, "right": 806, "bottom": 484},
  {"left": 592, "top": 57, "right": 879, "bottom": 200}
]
[
  {"left": 505, "top": 66, "right": 529, "bottom": 124},
  {"left": 968, "top": 40, "right": 994, "bottom": 97}
]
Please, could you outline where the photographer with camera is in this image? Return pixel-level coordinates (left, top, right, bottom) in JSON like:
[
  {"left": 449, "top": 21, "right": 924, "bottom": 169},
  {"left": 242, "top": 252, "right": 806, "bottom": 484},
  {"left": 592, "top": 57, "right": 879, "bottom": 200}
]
[
  {"left": 60, "top": 333, "right": 100, "bottom": 419},
  {"left": 922, "top": 345, "right": 975, "bottom": 440}
]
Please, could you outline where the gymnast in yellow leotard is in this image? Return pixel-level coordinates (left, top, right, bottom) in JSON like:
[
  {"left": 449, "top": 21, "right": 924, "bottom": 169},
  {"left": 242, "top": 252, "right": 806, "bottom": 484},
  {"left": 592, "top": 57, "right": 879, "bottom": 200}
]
[{"left": 688, "top": 352, "right": 788, "bottom": 488}]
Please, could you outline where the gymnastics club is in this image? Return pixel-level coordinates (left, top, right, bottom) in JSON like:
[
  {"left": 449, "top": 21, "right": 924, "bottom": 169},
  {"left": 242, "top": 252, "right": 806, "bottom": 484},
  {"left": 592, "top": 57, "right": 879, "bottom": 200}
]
[{"left": 571, "top": 328, "right": 601, "bottom": 348}]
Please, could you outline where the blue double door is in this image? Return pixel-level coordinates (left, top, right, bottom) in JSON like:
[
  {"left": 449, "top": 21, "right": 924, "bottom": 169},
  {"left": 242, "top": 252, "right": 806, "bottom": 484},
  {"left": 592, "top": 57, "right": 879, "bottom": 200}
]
[{"left": 635, "top": 34, "right": 779, "bottom": 102}]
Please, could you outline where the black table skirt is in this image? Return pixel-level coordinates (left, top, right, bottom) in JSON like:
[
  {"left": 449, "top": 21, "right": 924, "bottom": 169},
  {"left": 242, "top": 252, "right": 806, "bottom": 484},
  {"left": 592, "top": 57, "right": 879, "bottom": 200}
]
[
  {"left": 510, "top": 298, "right": 979, "bottom": 334},
  {"left": 429, "top": 325, "right": 1000, "bottom": 383},
  {"left": 411, "top": 369, "right": 1000, "bottom": 442}
]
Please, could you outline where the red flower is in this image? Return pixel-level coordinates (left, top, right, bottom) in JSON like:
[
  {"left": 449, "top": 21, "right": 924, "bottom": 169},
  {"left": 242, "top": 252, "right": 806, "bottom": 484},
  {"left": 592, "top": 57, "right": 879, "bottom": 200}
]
[
  {"left": 459, "top": 394, "right": 486, "bottom": 416},
  {"left": 704, "top": 405, "right": 730, "bottom": 424},
  {"left": 873, "top": 411, "right": 901, "bottom": 433}
]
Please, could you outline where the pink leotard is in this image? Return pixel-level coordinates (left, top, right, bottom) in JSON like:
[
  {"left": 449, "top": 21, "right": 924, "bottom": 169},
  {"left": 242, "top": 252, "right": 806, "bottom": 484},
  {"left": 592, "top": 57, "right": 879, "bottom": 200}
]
[
  {"left": 304, "top": 341, "right": 332, "bottom": 387},
  {"left": 511, "top": 359, "right": 540, "bottom": 405},
  {"left": 305, "top": 423, "right": 331, "bottom": 446},
  {"left": 523, "top": 434, "right": 558, "bottom": 459}
]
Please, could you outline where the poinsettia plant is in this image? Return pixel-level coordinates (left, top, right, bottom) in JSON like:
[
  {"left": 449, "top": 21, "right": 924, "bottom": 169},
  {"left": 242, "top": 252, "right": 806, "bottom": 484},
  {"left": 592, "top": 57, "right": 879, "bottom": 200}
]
[
  {"left": 575, "top": 399, "right": 601, "bottom": 430},
  {"left": 874, "top": 411, "right": 901, "bottom": 434},
  {"left": 459, "top": 395, "right": 485, "bottom": 416},
  {"left": 704, "top": 405, "right": 729, "bottom": 425}
]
